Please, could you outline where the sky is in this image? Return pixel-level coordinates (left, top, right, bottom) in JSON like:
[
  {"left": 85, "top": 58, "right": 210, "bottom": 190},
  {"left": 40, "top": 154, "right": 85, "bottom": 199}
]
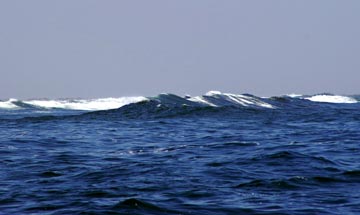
[{"left": 1, "top": 0, "right": 359, "bottom": 99}]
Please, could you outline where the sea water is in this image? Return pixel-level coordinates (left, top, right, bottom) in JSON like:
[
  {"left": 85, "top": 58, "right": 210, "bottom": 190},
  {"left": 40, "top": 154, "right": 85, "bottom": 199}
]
[{"left": 0, "top": 92, "right": 359, "bottom": 214}]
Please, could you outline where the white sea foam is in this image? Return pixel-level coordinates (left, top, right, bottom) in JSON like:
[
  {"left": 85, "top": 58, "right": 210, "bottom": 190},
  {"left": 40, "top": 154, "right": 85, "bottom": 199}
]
[
  {"left": 190, "top": 91, "right": 274, "bottom": 108},
  {"left": 305, "top": 95, "right": 357, "bottom": 104},
  {"left": 205, "top": 91, "right": 222, "bottom": 96},
  {"left": 23, "top": 97, "right": 147, "bottom": 111},
  {"left": 5, "top": 92, "right": 355, "bottom": 111},
  {"left": 188, "top": 96, "right": 217, "bottom": 107},
  {"left": 227, "top": 93, "right": 274, "bottom": 108},
  {"left": 0, "top": 99, "right": 21, "bottom": 109},
  {"left": 287, "top": 94, "right": 303, "bottom": 98}
]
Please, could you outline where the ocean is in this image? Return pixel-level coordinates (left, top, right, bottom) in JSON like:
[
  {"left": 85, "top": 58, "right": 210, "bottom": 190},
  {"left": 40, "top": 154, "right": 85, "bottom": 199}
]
[{"left": 0, "top": 91, "right": 359, "bottom": 215}]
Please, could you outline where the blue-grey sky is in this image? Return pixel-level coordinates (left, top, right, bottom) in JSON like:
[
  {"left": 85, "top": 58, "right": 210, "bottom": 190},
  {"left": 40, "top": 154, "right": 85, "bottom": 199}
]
[{"left": 1, "top": 0, "right": 359, "bottom": 99}]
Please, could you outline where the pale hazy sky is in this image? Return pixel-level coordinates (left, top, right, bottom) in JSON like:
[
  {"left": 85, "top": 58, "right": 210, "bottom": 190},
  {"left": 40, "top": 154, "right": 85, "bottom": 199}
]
[{"left": 1, "top": 0, "right": 359, "bottom": 99}]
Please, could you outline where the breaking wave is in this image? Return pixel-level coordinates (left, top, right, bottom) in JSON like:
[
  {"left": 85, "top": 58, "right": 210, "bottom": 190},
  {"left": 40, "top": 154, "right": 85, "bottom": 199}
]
[
  {"left": 305, "top": 94, "right": 358, "bottom": 104},
  {"left": 283, "top": 94, "right": 358, "bottom": 104},
  {"left": 189, "top": 91, "right": 274, "bottom": 108},
  {"left": 0, "top": 98, "right": 20, "bottom": 109},
  {"left": 0, "top": 91, "right": 358, "bottom": 111},
  {"left": 0, "top": 97, "right": 147, "bottom": 111}
]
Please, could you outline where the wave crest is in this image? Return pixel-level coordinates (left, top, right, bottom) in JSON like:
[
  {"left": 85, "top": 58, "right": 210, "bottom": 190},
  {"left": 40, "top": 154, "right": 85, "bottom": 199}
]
[
  {"left": 0, "top": 97, "right": 147, "bottom": 111},
  {"left": 305, "top": 95, "right": 357, "bottom": 104},
  {"left": 1, "top": 91, "right": 358, "bottom": 111},
  {"left": 0, "top": 99, "right": 20, "bottom": 109},
  {"left": 192, "top": 91, "right": 274, "bottom": 108}
]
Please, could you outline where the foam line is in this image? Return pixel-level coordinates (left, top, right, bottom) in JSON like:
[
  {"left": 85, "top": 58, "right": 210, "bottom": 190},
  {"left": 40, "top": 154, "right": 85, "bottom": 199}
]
[
  {"left": 305, "top": 95, "right": 357, "bottom": 104},
  {"left": 23, "top": 97, "right": 148, "bottom": 111},
  {"left": 0, "top": 99, "right": 21, "bottom": 109}
]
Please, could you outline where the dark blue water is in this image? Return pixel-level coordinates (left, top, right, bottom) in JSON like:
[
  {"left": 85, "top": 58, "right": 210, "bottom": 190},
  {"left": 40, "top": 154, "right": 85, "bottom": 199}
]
[{"left": 1, "top": 93, "right": 359, "bottom": 214}]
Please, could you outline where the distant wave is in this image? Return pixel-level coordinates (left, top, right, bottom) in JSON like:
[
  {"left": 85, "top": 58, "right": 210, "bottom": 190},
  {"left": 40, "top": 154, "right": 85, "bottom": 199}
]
[
  {"left": 284, "top": 93, "right": 358, "bottom": 104},
  {"left": 286, "top": 94, "right": 303, "bottom": 98},
  {"left": 0, "top": 91, "right": 358, "bottom": 111},
  {"left": 0, "top": 97, "right": 147, "bottom": 111},
  {"left": 148, "top": 91, "right": 275, "bottom": 109},
  {"left": 304, "top": 94, "right": 358, "bottom": 104},
  {"left": 189, "top": 91, "right": 274, "bottom": 108},
  {"left": 0, "top": 98, "right": 20, "bottom": 109}
]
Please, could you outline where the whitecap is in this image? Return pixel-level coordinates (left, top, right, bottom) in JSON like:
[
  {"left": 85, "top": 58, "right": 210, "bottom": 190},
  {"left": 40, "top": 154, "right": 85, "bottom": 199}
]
[
  {"left": 287, "top": 94, "right": 303, "bottom": 98},
  {"left": 205, "top": 91, "right": 222, "bottom": 96},
  {"left": 190, "top": 91, "right": 274, "bottom": 109},
  {"left": 305, "top": 95, "right": 357, "bottom": 104},
  {"left": 0, "top": 99, "right": 21, "bottom": 109},
  {"left": 23, "top": 97, "right": 148, "bottom": 111},
  {"left": 188, "top": 96, "right": 217, "bottom": 107}
]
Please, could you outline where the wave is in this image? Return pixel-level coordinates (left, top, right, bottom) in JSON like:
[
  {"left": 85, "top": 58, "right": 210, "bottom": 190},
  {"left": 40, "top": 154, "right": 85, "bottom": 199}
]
[
  {"left": 304, "top": 94, "right": 358, "bottom": 104},
  {"left": 1, "top": 91, "right": 358, "bottom": 111},
  {"left": 286, "top": 94, "right": 304, "bottom": 98},
  {"left": 0, "top": 98, "right": 21, "bottom": 109},
  {"left": 147, "top": 91, "right": 275, "bottom": 109},
  {"left": 0, "top": 97, "right": 147, "bottom": 111},
  {"left": 276, "top": 94, "right": 359, "bottom": 104},
  {"left": 189, "top": 91, "right": 274, "bottom": 108},
  {"left": 0, "top": 91, "right": 274, "bottom": 111}
]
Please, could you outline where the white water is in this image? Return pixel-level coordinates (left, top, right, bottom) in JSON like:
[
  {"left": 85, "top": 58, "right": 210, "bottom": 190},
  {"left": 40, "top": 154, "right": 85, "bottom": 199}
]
[
  {"left": 24, "top": 97, "right": 148, "bottom": 111},
  {"left": 287, "top": 94, "right": 303, "bottom": 98},
  {"left": 0, "top": 97, "right": 147, "bottom": 111},
  {"left": 189, "top": 91, "right": 275, "bottom": 108},
  {"left": 189, "top": 96, "right": 217, "bottom": 107},
  {"left": 1, "top": 93, "right": 357, "bottom": 111},
  {"left": 305, "top": 95, "right": 357, "bottom": 104},
  {"left": 0, "top": 99, "right": 21, "bottom": 109}
]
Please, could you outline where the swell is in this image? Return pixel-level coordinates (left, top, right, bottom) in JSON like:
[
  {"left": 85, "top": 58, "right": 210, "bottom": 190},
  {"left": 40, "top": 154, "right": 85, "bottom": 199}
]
[
  {"left": 0, "top": 97, "right": 147, "bottom": 111},
  {"left": 1, "top": 92, "right": 359, "bottom": 122},
  {"left": 0, "top": 91, "right": 276, "bottom": 111},
  {"left": 1, "top": 92, "right": 358, "bottom": 112},
  {"left": 0, "top": 103, "right": 254, "bottom": 122},
  {"left": 59, "top": 92, "right": 283, "bottom": 120}
]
